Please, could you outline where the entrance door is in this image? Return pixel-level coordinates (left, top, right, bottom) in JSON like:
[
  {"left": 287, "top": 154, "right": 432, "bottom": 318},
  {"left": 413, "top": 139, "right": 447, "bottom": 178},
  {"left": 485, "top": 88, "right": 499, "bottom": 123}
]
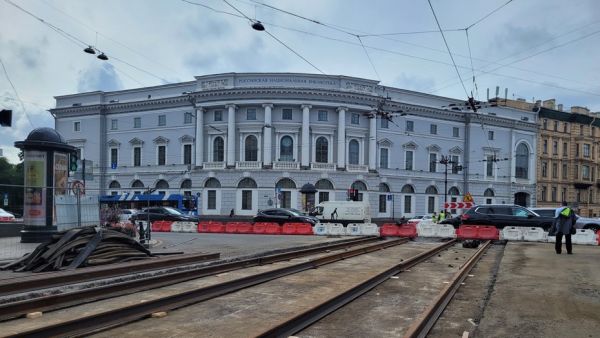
[{"left": 514, "top": 192, "right": 529, "bottom": 207}]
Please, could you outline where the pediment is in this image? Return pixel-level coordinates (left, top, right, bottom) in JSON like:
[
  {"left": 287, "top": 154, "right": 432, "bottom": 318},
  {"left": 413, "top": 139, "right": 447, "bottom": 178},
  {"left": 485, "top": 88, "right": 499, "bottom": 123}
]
[
  {"left": 449, "top": 146, "right": 463, "bottom": 154},
  {"left": 153, "top": 136, "right": 170, "bottom": 144},
  {"left": 426, "top": 144, "right": 441, "bottom": 152},
  {"left": 129, "top": 137, "right": 144, "bottom": 146},
  {"left": 402, "top": 141, "right": 418, "bottom": 150},
  {"left": 377, "top": 138, "right": 393, "bottom": 147},
  {"left": 179, "top": 134, "right": 195, "bottom": 143},
  {"left": 107, "top": 139, "right": 121, "bottom": 147}
]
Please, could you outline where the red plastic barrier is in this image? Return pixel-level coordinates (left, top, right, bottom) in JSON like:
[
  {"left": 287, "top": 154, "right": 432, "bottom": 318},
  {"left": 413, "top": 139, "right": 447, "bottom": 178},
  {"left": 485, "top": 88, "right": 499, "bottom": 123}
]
[
  {"left": 151, "top": 221, "right": 163, "bottom": 232},
  {"left": 197, "top": 222, "right": 209, "bottom": 233},
  {"left": 264, "top": 223, "right": 282, "bottom": 234},
  {"left": 225, "top": 222, "right": 239, "bottom": 233},
  {"left": 380, "top": 223, "right": 400, "bottom": 237},
  {"left": 456, "top": 225, "right": 479, "bottom": 239},
  {"left": 397, "top": 223, "right": 417, "bottom": 238},
  {"left": 161, "top": 221, "right": 173, "bottom": 232},
  {"left": 596, "top": 229, "right": 600, "bottom": 245},
  {"left": 478, "top": 226, "right": 500, "bottom": 240},
  {"left": 236, "top": 222, "right": 253, "bottom": 234},
  {"left": 282, "top": 223, "right": 297, "bottom": 235},
  {"left": 207, "top": 221, "right": 225, "bottom": 233},
  {"left": 295, "top": 223, "right": 313, "bottom": 235}
]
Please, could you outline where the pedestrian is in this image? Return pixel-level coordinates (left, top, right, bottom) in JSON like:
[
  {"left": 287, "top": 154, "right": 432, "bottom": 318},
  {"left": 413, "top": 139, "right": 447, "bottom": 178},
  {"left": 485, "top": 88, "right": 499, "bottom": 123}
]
[
  {"left": 553, "top": 201, "right": 577, "bottom": 254},
  {"left": 229, "top": 208, "right": 235, "bottom": 217},
  {"left": 439, "top": 209, "right": 446, "bottom": 222},
  {"left": 431, "top": 211, "right": 438, "bottom": 223}
]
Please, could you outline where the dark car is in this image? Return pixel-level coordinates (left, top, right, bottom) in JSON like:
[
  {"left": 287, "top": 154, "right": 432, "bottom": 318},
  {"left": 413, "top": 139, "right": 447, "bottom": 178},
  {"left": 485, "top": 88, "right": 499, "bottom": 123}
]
[
  {"left": 439, "top": 215, "right": 462, "bottom": 228},
  {"left": 131, "top": 207, "right": 199, "bottom": 222},
  {"left": 530, "top": 207, "right": 600, "bottom": 231},
  {"left": 461, "top": 204, "right": 554, "bottom": 230},
  {"left": 253, "top": 208, "right": 318, "bottom": 225}
]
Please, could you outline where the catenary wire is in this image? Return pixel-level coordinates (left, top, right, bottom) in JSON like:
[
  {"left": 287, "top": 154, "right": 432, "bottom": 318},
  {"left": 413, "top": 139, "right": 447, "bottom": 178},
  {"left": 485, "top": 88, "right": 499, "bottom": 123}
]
[
  {"left": 0, "top": 56, "right": 35, "bottom": 128},
  {"left": 357, "top": 35, "right": 381, "bottom": 81}
]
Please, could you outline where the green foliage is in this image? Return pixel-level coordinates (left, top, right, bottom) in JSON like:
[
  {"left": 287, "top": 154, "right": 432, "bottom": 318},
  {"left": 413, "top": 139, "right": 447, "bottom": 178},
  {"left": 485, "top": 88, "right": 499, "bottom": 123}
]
[{"left": 0, "top": 157, "right": 24, "bottom": 216}]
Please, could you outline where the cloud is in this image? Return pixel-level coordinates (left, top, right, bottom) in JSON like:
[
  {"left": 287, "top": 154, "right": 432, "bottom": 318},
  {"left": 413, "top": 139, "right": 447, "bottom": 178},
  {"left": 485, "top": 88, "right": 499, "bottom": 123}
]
[
  {"left": 489, "top": 24, "right": 554, "bottom": 57},
  {"left": 77, "top": 62, "right": 124, "bottom": 93}
]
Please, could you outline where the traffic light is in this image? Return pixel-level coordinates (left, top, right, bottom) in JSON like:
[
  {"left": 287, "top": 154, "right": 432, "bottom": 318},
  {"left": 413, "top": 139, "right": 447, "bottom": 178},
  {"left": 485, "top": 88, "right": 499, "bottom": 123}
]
[
  {"left": 69, "top": 153, "right": 78, "bottom": 171},
  {"left": 0, "top": 110, "right": 12, "bottom": 127}
]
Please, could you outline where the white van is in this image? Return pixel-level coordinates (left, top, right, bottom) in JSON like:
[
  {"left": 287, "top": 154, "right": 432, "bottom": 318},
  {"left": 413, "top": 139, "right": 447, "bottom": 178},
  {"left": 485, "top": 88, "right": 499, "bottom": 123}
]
[{"left": 313, "top": 201, "right": 371, "bottom": 224}]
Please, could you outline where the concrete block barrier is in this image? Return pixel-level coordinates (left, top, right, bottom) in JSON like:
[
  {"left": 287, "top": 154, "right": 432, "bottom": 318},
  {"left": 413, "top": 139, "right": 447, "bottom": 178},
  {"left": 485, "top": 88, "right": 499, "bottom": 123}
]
[
  {"left": 501, "top": 226, "right": 523, "bottom": 241},
  {"left": 522, "top": 227, "right": 546, "bottom": 242}
]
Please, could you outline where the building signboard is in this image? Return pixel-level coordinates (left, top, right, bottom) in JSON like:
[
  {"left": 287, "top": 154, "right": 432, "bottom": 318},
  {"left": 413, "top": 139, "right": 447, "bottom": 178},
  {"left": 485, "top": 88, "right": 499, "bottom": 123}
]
[{"left": 24, "top": 150, "right": 46, "bottom": 226}]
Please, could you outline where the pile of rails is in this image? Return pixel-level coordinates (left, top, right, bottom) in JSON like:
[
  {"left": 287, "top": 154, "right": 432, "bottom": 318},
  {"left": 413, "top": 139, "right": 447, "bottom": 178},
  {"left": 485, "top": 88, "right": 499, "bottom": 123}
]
[{"left": 1, "top": 226, "right": 154, "bottom": 272}]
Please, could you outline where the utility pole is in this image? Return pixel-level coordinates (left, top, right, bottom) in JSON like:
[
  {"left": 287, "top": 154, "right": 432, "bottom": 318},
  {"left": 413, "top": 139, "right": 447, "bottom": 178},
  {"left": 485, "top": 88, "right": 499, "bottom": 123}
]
[{"left": 437, "top": 155, "right": 462, "bottom": 215}]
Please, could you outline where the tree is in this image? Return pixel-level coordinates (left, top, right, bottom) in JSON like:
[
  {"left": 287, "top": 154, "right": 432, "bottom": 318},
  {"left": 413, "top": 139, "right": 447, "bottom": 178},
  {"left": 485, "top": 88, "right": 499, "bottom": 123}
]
[{"left": 0, "top": 157, "right": 24, "bottom": 217}]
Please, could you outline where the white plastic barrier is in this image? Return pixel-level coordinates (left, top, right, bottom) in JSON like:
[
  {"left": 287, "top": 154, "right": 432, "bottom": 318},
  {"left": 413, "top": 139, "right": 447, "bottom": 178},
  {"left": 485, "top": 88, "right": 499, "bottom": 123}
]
[
  {"left": 170, "top": 222, "right": 183, "bottom": 232},
  {"left": 572, "top": 229, "right": 597, "bottom": 245},
  {"left": 436, "top": 224, "right": 457, "bottom": 238},
  {"left": 346, "top": 224, "right": 362, "bottom": 236},
  {"left": 417, "top": 220, "right": 437, "bottom": 237},
  {"left": 547, "top": 234, "right": 556, "bottom": 243},
  {"left": 328, "top": 223, "right": 346, "bottom": 236},
  {"left": 501, "top": 226, "right": 524, "bottom": 241},
  {"left": 313, "top": 223, "right": 328, "bottom": 236},
  {"left": 353, "top": 223, "right": 379, "bottom": 236},
  {"left": 522, "top": 227, "right": 546, "bottom": 242},
  {"left": 175, "top": 221, "right": 197, "bottom": 233}
]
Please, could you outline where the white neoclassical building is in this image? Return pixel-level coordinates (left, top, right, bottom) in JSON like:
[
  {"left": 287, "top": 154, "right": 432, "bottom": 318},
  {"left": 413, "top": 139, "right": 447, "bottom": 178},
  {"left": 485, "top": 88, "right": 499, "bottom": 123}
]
[{"left": 52, "top": 73, "right": 538, "bottom": 218}]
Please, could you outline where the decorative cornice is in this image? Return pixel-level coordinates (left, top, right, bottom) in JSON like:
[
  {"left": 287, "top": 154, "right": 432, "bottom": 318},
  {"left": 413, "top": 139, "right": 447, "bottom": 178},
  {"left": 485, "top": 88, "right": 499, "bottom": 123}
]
[
  {"left": 129, "top": 137, "right": 144, "bottom": 146},
  {"left": 402, "top": 141, "right": 418, "bottom": 150},
  {"left": 179, "top": 135, "right": 195, "bottom": 143},
  {"left": 107, "top": 139, "right": 121, "bottom": 147},
  {"left": 449, "top": 146, "right": 463, "bottom": 154},
  {"left": 378, "top": 138, "right": 393, "bottom": 147},
  {"left": 426, "top": 144, "right": 441, "bottom": 152},
  {"left": 153, "top": 136, "right": 170, "bottom": 144}
]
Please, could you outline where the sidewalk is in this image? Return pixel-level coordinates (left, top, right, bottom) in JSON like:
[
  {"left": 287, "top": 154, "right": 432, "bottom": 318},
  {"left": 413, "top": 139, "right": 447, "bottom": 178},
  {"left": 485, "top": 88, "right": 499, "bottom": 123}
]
[{"left": 0, "top": 237, "right": 38, "bottom": 262}]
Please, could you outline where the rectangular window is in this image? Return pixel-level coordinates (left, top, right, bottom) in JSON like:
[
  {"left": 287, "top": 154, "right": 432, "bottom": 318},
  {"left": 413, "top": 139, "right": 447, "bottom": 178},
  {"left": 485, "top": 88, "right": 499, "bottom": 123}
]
[
  {"left": 551, "top": 187, "right": 557, "bottom": 202},
  {"left": 404, "top": 195, "right": 412, "bottom": 213},
  {"left": 158, "top": 115, "right": 166, "bottom": 126},
  {"left": 564, "top": 123, "right": 568, "bottom": 133},
  {"left": 246, "top": 108, "right": 256, "bottom": 120},
  {"left": 563, "top": 142, "right": 568, "bottom": 157},
  {"left": 380, "top": 148, "right": 388, "bottom": 169},
  {"left": 543, "top": 140, "right": 548, "bottom": 154},
  {"left": 428, "top": 196, "right": 435, "bottom": 213},
  {"left": 318, "top": 110, "right": 328, "bottom": 121},
  {"left": 575, "top": 165, "right": 579, "bottom": 179},
  {"left": 207, "top": 190, "right": 216, "bottom": 209},
  {"left": 451, "top": 155, "right": 460, "bottom": 174},
  {"left": 562, "top": 164, "right": 568, "bottom": 179},
  {"left": 379, "top": 195, "right": 387, "bottom": 213},
  {"left": 541, "top": 186, "right": 547, "bottom": 202},
  {"left": 552, "top": 163, "right": 558, "bottom": 178},
  {"left": 583, "top": 165, "right": 590, "bottom": 180},
  {"left": 405, "top": 150, "right": 413, "bottom": 170},
  {"left": 110, "top": 148, "right": 118, "bottom": 166},
  {"left": 453, "top": 127, "right": 459, "bottom": 137},
  {"left": 580, "top": 125, "right": 584, "bottom": 136},
  {"left": 430, "top": 124, "right": 437, "bottom": 135},
  {"left": 381, "top": 118, "right": 389, "bottom": 129},
  {"left": 111, "top": 119, "right": 118, "bottom": 130},
  {"left": 318, "top": 191, "right": 329, "bottom": 203},
  {"left": 351, "top": 113, "right": 360, "bottom": 125},
  {"left": 488, "top": 131, "right": 494, "bottom": 140},
  {"left": 553, "top": 141, "right": 558, "bottom": 155},
  {"left": 242, "top": 190, "right": 252, "bottom": 210},
  {"left": 542, "top": 162, "right": 547, "bottom": 178},
  {"left": 543, "top": 119, "right": 547, "bottom": 129},
  {"left": 577, "top": 191, "right": 581, "bottom": 203},
  {"left": 214, "top": 110, "right": 222, "bottom": 121},
  {"left": 134, "top": 117, "right": 141, "bottom": 128},
  {"left": 486, "top": 155, "right": 494, "bottom": 177},
  {"left": 406, "top": 120, "right": 414, "bottom": 132},
  {"left": 158, "top": 145, "right": 166, "bottom": 165},
  {"left": 184, "top": 112, "right": 193, "bottom": 124},
  {"left": 554, "top": 121, "right": 558, "bottom": 131},
  {"left": 74, "top": 121, "right": 80, "bottom": 132},
  {"left": 576, "top": 144, "right": 579, "bottom": 157},
  {"left": 562, "top": 188, "right": 567, "bottom": 202},
  {"left": 429, "top": 153, "right": 437, "bottom": 173},
  {"left": 133, "top": 147, "right": 141, "bottom": 167},
  {"left": 183, "top": 144, "right": 192, "bottom": 165},
  {"left": 282, "top": 108, "right": 292, "bottom": 120},
  {"left": 584, "top": 144, "right": 591, "bottom": 158}
]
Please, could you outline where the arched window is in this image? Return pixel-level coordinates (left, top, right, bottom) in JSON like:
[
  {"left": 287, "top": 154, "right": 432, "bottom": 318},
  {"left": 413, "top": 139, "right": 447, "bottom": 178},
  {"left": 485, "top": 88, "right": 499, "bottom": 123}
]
[
  {"left": 484, "top": 188, "right": 495, "bottom": 197},
  {"left": 351, "top": 181, "right": 367, "bottom": 191},
  {"left": 180, "top": 179, "right": 192, "bottom": 189},
  {"left": 401, "top": 185, "right": 415, "bottom": 194},
  {"left": 109, "top": 180, "right": 121, "bottom": 189},
  {"left": 349, "top": 139, "right": 359, "bottom": 165},
  {"left": 315, "top": 137, "right": 328, "bottom": 163},
  {"left": 237, "top": 178, "right": 257, "bottom": 189},
  {"left": 448, "top": 187, "right": 460, "bottom": 195},
  {"left": 205, "top": 178, "right": 221, "bottom": 188},
  {"left": 379, "top": 183, "right": 390, "bottom": 192},
  {"left": 276, "top": 178, "right": 296, "bottom": 189},
  {"left": 245, "top": 135, "right": 258, "bottom": 161},
  {"left": 156, "top": 180, "right": 169, "bottom": 189},
  {"left": 516, "top": 143, "right": 529, "bottom": 179},
  {"left": 280, "top": 136, "right": 293, "bottom": 161},
  {"left": 315, "top": 179, "right": 334, "bottom": 190},
  {"left": 425, "top": 186, "right": 438, "bottom": 194},
  {"left": 213, "top": 137, "right": 224, "bottom": 162},
  {"left": 131, "top": 180, "right": 144, "bottom": 188}
]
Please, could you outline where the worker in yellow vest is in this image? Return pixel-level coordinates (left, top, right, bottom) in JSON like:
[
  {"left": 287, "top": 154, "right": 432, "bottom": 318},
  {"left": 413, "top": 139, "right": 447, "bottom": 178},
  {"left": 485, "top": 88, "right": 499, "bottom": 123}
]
[{"left": 431, "top": 211, "right": 438, "bottom": 223}]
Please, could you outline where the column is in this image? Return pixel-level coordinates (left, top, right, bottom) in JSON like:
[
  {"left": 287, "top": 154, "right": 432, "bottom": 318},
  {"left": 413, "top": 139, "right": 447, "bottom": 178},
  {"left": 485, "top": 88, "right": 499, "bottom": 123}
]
[
  {"left": 263, "top": 104, "right": 273, "bottom": 166},
  {"left": 226, "top": 104, "right": 237, "bottom": 167},
  {"left": 337, "top": 106, "right": 347, "bottom": 168},
  {"left": 301, "top": 104, "right": 311, "bottom": 168},
  {"left": 195, "top": 107, "right": 204, "bottom": 167},
  {"left": 368, "top": 112, "right": 377, "bottom": 170}
]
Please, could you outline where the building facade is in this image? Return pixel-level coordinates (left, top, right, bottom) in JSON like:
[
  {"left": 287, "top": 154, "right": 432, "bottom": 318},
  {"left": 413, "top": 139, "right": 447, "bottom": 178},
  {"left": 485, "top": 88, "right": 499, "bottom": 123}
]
[{"left": 52, "top": 73, "right": 538, "bottom": 218}]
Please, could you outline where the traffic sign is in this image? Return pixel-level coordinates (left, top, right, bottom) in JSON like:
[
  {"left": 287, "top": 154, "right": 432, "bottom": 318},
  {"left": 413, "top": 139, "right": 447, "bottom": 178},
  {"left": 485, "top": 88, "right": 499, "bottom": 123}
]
[
  {"left": 72, "top": 181, "right": 85, "bottom": 195},
  {"left": 444, "top": 202, "right": 474, "bottom": 209}
]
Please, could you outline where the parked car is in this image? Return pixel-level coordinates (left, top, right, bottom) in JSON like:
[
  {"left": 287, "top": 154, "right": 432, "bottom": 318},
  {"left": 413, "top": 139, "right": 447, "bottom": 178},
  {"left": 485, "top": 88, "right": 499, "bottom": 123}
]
[
  {"left": 408, "top": 215, "right": 433, "bottom": 223},
  {"left": 119, "top": 209, "right": 138, "bottom": 222},
  {"left": 0, "top": 208, "right": 16, "bottom": 222},
  {"left": 254, "top": 208, "right": 319, "bottom": 225},
  {"left": 461, "top": 204, "right": 554, "bottom": 230},
  {"left": 439, "top": 215, "right": 462, "bottom": 228},
  {"left": 130, "top": 207, "right": 199, "bottom": 223},
  {"left": 529, "top": 208, "right": 600, "bottom": 232}
]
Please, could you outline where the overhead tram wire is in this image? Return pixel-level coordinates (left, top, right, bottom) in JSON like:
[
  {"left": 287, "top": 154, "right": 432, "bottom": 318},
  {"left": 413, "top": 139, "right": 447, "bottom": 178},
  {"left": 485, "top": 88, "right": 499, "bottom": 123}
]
[
  {"left": 0, "top": 57, "right": 34, "bottom": 128},
  {"left": 466, "top": 0, "right": 514, "bottom": 30},
  {"left": 357, "top": 35, "right": 381, "bottom": 81}
]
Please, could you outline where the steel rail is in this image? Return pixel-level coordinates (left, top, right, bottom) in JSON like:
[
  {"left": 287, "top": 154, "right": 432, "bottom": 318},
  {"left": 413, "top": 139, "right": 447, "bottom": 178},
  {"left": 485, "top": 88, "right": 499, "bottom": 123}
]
[
  {"left": 0, "top": 237, "right": 379, "bottom": 321},
  {"left": 0, "top": 252, "right": 220, "bottom": 296},
  {"left": 5, "top": 237, "right": 408, "bottom": 338},
  {"left": 403, "top": 240, "right": 492, "bottom": 338},
  {"left": 256, "top": 238, "right": 458, "bottom": 338}
]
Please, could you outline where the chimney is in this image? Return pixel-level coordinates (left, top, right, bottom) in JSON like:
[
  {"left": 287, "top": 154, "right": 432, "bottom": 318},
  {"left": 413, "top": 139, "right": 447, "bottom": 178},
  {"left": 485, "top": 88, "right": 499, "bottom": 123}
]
[
  {"left": 495, "top": 86, "right": 500, "bottom": 98},
  {"left": 542, "top": 99, "right": 556, "bottom": 109},
  {"left": 571, "top": 106, "right": 590, "bottom": 115},
  {"left": 487, "top": 88, "right": 490, "bottom": 100},
  {"left": 557, "top": 104, "right": 563, "bottom": 111}
]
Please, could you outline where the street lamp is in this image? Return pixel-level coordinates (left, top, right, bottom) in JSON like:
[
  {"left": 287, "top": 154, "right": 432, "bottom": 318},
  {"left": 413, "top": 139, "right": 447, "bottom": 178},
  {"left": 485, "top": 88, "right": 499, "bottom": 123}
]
[{"left": 437, "top": 155, "right": 462, "bottom": 215}]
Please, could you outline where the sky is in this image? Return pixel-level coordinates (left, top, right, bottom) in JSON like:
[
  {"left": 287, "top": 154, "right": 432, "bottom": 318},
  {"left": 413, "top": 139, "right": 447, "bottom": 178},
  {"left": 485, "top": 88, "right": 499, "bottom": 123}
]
[{"left": 2, "top": 0, "right": 600, "bottom": 164}]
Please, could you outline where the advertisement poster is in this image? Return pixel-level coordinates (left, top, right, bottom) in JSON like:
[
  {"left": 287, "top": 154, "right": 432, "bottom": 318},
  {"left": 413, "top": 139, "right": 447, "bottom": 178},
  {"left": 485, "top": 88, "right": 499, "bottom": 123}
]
[
  {"left": 54, "top": 153, "right": 68, "bottom": 195},
  {"left": 24, "top": 150, "right": 46, "bottom": 226}
]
